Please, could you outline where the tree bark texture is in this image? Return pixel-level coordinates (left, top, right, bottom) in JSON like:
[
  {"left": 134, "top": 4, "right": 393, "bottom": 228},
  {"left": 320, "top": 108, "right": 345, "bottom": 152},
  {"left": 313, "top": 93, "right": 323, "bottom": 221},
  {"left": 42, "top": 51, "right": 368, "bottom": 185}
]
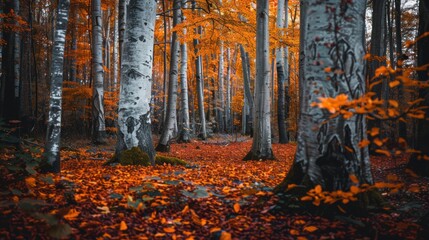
[
  {"left": 44, "top": 0, "right": 70, "bottom": 173},
  {"left": 91, "top": 0, "right": 107, "bottom": 143},
  {"left": 157, "top": 0, "right": 181, "bottom": 152},
  {"left": 407, "top": 0, "right": 429, "bottom": 177},
  {"left": 276, "top": 0, "right": 288, "bottom": 143},
  {"left": 278, "top": 0, "right": 372, "bottom": 191},
  {"left": 218, "top": 42, "right": 225, "bottom": 132},
  {"left": 116, "top": 0, "right": 157, "bottom": 165},
  {"left": 244, "top": 0, "right": 274, "bottom": 161},
  {"left": 178, "top": 0, "right": 191, "bottom": 143}
]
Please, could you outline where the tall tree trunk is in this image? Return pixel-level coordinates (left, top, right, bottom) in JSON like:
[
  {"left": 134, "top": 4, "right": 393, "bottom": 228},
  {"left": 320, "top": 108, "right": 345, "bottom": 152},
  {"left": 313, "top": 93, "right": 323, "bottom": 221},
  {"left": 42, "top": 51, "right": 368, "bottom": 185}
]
[
  {"left": 44, "top": 0, "right": 70, "bottom": 173},
  {"left": 70, "top": 5, "right": 78, "bottom": 82},
  {"left": 192, "top": 0, "right": 207, "bottom": 140},
  {"left": 116, "top": 0, "right": 157, "bottom": 165},
  {"left": 118, "top": 0, "right": 127, "bottom": 63},
  {"left": 407, "top": 0, "right": 429, "bottom": 177},
  {"left": 394, "top": 0, "right": 406, "bottom": 140},
  {"left": 276, "top": 0, "right": 288, "bottom": 143},
  {"left": 218, "top": 42, "right": 225, "bottom": 133},
  {"left": 91, "top": 0, "right": 107, "bottom": 144},
  {"left": 178, "top": 0, "right": 191, "bottom": 143},
  {"left": 368, "top": 0, "right": 388, "bottom": 151},
  {"left": 276, "top": 0, "right": 372, "bottom": 192},
  {"left": 225, "top": 47, "right": 232, "bottom": 133},
  {"left": 157, "top": 0, "right": 181, "bottom": 152},
  {"left": 239, "top": 44, "right": 253, "bottom": 135},
  {"left": 1, "top": 0, "right": 21, "bottom": 120},
  {"left": 244, "top": 0, "right": 275, "bottom": 161}
]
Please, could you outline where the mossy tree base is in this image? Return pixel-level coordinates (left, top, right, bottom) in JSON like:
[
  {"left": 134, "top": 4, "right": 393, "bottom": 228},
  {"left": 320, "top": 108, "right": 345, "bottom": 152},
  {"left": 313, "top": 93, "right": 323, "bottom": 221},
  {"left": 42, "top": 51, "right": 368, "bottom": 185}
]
[
  {"left": 105, "top": 147, "right": 187, "bottom": 166},
  {"left": 155, "top": 143, "right": 170, "bottom": 153},
  {"left": 243, "top": 150, "right": 276, "bottom": 161},
  {"left": 273, "top": 162, "right": 387, "bottom": 216}
]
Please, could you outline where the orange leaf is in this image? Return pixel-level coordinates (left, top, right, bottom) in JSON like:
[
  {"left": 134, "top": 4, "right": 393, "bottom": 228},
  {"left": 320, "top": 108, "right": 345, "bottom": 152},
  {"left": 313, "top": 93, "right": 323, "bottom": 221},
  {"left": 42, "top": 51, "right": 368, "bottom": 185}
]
[
  {"left": 373, "top": 138, "right": 384, "bottom": 147},
  {"left": 369, "top": 127, "right": 380, "bottom": 137},
  {"left": 64, "top": 209, "right": 80, "bottom": 221},
  {"left": 233, "top": 203, "right": 240, "bottom": 213},
  {"left": 388, "top": 100, "right": 399, "bottom": 108},
  {"left": 182, "top": 205, "right": 189, "bottom": 214},
  {"left": 220, "top": 231, "right": 232, "bottom": 240},
  {"left": 301, "top": 196, "right": 312, "bottom": 201},
  {"left": 350, "top": 186, "right": 360, "bottom": 195},
  {"left": 210, "top": 227, "right": 221, "bottom": 233},
  {"left": 304, "top": 226, "right": 318, "bottom": 233},
  {"left": 314, "top": 185, "right": 322, "bottom": 194},
  {"left": 163, "top": 227, "right": 175, "bottom": 233},
  {"left": 120, "top": 221, "right": 127, "bottom": 231},
  {"left": 358, "top": 139, "right": 370, "bottom": 148},
  {"left": 289, "top": 229, "right": 300, "bottom": 235},
  {"left": 25, "top": 177, "right": 36, "bottom": 188},
  {"left": 375, "top": 149, "right": 391, "bottom": 157},
  {"left": 389, "top": 80, "right": 400, "bottom": 88}
]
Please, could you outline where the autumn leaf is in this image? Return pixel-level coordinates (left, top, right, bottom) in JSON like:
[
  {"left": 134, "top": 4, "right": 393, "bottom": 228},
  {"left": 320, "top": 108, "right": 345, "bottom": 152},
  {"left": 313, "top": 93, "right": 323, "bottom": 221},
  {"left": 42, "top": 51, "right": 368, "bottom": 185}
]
[
  {"left": 25, "top": 177, "right": 36, "bottom": 188},
  {"left": 358, "top": 139, "right": 370, "bottom": 148},
  {"left": 350, "top": 186, "right": 360, "bottom": 195},
  {"left": 163, "top": 227, "right": 175, "bottom": 233},
  {"left": 375, "top": 149, "right": 391, "bottom": 157},
  {"left": 304, "top": 226, "right": 318, "bottom": 233},
  {"left": 289, "top": 229, "right": 300, "bottom": 235},
  {"left": 64, "top": 209, "right": 80, "bottom": 221},
  {"left": 389, "top": 80, "right": 400, "bottom": 88},
  {"left": 220, "top": 231, "right": 232, "bottom": 240},
  {"left": 369, "top": 127, "right": 380, "bottom": 137},
  {"left": 314, "top": 185, "right": 322, "bottom": 194},
  {"left": 120, "top": 221, "right": 127, "bottom": 231},
  {"left": 233, "top": 203, "right": 240, "bottom": 213}
]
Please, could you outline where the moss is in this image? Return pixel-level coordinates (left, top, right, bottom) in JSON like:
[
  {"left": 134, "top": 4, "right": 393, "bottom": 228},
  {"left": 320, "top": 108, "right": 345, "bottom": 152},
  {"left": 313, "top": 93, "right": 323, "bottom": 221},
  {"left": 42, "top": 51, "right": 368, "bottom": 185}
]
[
  {"left": 155, "top": 155, "right": 187, "bottom": 166},
  {"left": 119, "top": 147, "right": 150, "bottom": 166}
]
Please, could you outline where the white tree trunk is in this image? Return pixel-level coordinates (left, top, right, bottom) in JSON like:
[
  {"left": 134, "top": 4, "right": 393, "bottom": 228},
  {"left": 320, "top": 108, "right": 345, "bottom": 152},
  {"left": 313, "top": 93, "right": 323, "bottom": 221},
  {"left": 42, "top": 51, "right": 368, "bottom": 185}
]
[
  {"left": 91, "top": 0, "right": 107, "bottom": 143},
  {"left": 44, "top": 0, "right": 70, "bottom": 173},
  {"left": 244, "top": 0, "right": 274, "bottom": 160},
  {"left": 279, "top": 0, "right": 372, "bottom": 191},
  {"left": 178, "top": 0, "right": 191, "bottom": 142},
  {"left": 218, "top": 42, "right": 225, "bottom": 132},
  {"left": 225, "top": 47, "right": 232, "bottom": 133},
  {"left": 116, "top": 0, "right": 157, "bottom": 165},
  {"left": 157, "top": 0, "right": 181, "bottom": 152},
  {"left": 13, "top": 0, "right": 20, "bottom": 100}
]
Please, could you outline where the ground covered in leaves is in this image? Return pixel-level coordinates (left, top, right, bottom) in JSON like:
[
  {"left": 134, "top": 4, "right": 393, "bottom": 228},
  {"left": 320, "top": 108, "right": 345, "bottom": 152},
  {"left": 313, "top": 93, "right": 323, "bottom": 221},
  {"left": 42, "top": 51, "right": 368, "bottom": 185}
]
[{"left": 1, "top": 136, "right": 428, "bottom": 239}]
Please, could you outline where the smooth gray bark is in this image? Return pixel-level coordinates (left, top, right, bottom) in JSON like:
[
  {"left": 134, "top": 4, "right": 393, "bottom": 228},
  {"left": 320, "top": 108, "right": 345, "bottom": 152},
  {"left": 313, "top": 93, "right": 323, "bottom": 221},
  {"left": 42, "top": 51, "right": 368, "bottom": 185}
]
[
  {"left": 278, "top": 0, "right": 372, "bottom": 191},
  {"left": 407, "top": 0, "right": 429, "bottom": 177},
  {"left": 91, "top": 0, "right": 107, "bottom": 143},
  {"left": 225, "top": 47, "right": 232, "bottom": 133},
  {"left": 239, "top": 44, "right": 253, "bottom": 135},
  {"left": 192, "top": 0, "right": 207, "bottom": 140},
  {"left": 44, "top": 0, "right": 70, "bottom": 173},
  {"left": 157, "top": 0, "right": 181, "bottom": 152},
  {"left": 116, "top": 0, "right": 157, "bottom": 165},
  {"left": 244, "top": 0, "right": 274, "bottom": 160},
  {"left": 276, "top": 0, "right": 288, "bottom": 143},
  {"left": 70, "top": 6, "right": 78, "bottom": 82},
  {"left": 178, "top": 0, "right": 191, "bottom": 142},
  {"left": 218, "top": 42, "right": 225, "bottom": 132}
]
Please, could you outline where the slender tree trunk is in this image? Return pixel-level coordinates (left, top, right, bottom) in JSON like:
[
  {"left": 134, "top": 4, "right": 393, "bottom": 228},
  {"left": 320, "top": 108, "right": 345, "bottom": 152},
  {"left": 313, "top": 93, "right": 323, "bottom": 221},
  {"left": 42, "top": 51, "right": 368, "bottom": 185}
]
[
  {"left": 118, "top": 0, "right": 127, "bottom": 63},
  {"left": 394, "top": 0, "right": 406, "bottom": 140},
  {"left": 116, "top": 0, "right": 157, "bottom": 165},
  {"left": 70, "top": 5, "right": 78, "bottom": 82},
  {"left": 407, "top": 0, "right": 429, "bottom": 177},
  {"left": 157, "top": 0, "right": 181, "bottom": 152},
  {"left": 112, "top": 0, "right": 119, "bottom": 88},
  {"left": 225, "top": 47, "right": 232, "bottom": 133},
  {"left": 44, "top": 0, "right": 70, "bottom": 173},
  {"left": 91, "top": 0, "right": 107, "bottom": 143},
  {"left": 239, "top": 44, "right": 253, "bottom": 134},
  {"left": 178, "top": 0, "right": 191, "bottom": 143},
  {"left": 244, "top": 0, "right": 274, "bottom": 161},
  {"left": 276, "top": 0, "right": 288, "bottom": 143},
  {"left": 193, "top": 0, "right": 207, "bottom": 140},
  {"left": 218, "top": 42, "right": 225, "bottom": 133},
  {"left": 276, "top": 0, "right": 371, "bottom": 192}
]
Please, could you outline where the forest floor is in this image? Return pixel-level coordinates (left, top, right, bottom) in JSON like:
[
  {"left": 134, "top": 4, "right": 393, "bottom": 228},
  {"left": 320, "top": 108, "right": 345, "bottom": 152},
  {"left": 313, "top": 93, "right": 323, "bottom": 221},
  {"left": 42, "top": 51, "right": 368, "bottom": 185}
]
[{"left": 1, "top": 135, "right": 429, "bottom": 239}]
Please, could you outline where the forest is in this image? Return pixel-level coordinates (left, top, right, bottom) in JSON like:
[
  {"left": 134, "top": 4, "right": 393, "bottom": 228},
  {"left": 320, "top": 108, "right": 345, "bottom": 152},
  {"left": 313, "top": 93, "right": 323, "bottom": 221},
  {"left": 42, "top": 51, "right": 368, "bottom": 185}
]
[{"left": 0, "top": 0, "right": 429, "bottom": 239}]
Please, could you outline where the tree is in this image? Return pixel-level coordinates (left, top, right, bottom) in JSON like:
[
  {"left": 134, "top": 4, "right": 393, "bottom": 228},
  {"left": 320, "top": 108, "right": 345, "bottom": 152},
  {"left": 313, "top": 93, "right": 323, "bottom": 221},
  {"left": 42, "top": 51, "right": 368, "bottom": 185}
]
[
  {"left": 276, "top": 0, "right": 372, "bottom": 192},
  {"left": 0, "top": 0, "right": 21, "bottom": 120},
  {"left": 157, "top": 0, "right": 181, "bottom": 152},
  {"left": 178, "top": 0, "right": 191, "bottom": 143},
  {"left": 44, "top": 0, "right": 70, "bottom": 173},
  {"left": 91, "top": 0, "right": 107, "bottom": 143},
  {"left": 407, "top": 0, "right": 429, "bottom": 177},
  {"left": 115, "top": 0, "right": 157, "bottom": 165},
  {"left": 243, "top": 0, "right": 275, "bottom": 161},
  {"left": 276, "top": 0, "right": 288, "bottom": 143}
]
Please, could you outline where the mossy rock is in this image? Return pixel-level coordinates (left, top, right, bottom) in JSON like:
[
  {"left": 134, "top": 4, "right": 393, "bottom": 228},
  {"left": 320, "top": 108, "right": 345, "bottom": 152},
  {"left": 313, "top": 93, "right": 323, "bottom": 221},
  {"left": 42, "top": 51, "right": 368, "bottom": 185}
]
[
  {"left": 155, "top": 155, "right": 187, "bottom": 166},
  {"left": 119, "top": 147, "right": 151, "bottom": 166}
]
